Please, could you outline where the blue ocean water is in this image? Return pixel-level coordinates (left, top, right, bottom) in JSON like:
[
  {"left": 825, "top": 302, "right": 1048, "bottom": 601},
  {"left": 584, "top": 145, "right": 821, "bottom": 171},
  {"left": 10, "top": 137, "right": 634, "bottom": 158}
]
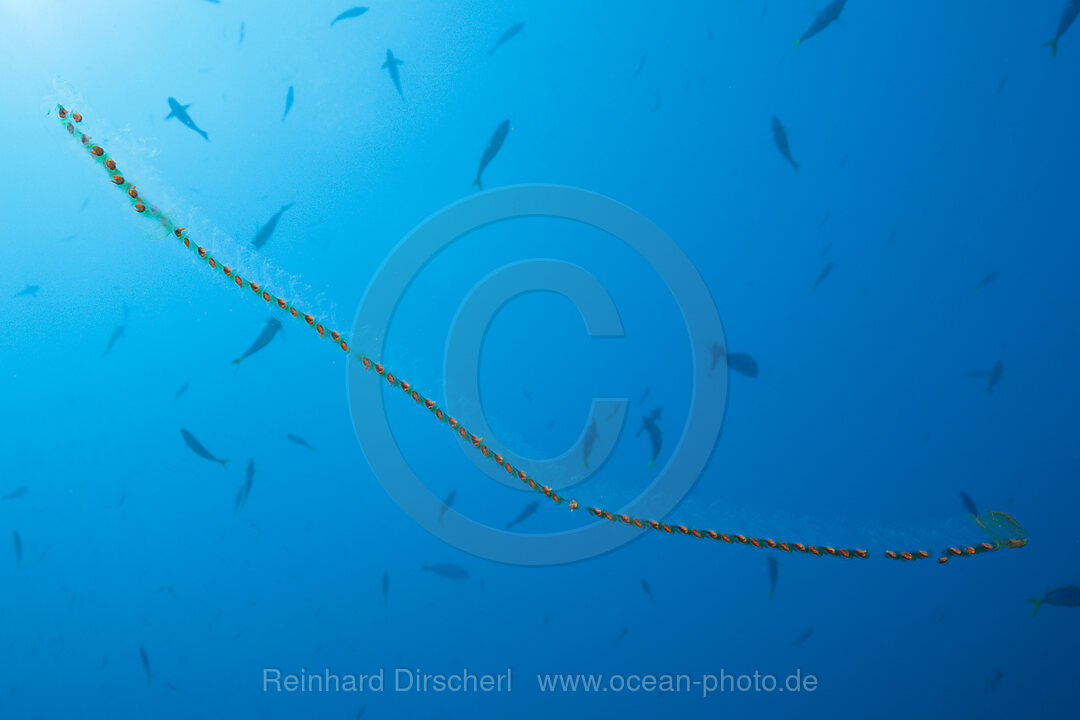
[{"left": 1, "top": 0, "right": 1078, "bottom": 717}]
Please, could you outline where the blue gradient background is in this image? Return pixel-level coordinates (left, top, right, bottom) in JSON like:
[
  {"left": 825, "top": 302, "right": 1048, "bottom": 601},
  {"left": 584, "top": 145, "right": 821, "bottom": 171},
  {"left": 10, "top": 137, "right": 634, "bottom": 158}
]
[{"left": 0, "top": 0, "right": 1077, "bottom": 717}]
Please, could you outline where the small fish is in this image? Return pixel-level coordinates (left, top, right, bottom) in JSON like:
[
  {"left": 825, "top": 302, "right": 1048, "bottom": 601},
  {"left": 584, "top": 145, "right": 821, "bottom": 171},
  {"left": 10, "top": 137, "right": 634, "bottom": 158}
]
[
  {"left": 165, "top": 97, "right": 209, "bottom": 142},
  {"left": 990, "top": 668, "right": 1003, "bottom": 691},
  {"left": 285, "top": 433, "right": 315, "bottom": 451},
  {"left": 139, "top": 646, "right": 151, "bottom": 683},
  {"left": 974, "top": 270, "right": 999, "bottom": 291},
  {"left": 489, "top": 22, "right": 524, "bottom": 55},
  {"left": 282, "top": 86, "right": 294, "bottom": 122},
  {"left": 238, "top": 21, "right": 245, "bottom": 46},
  {"left": 652, "top": 92, "right": 661, "bottom": 112},
  {"left": 1045, "top": 0, "right": 1080, "bottom": 57},
  {"left": 331, "top": 6, "right": 368, "bottom": 26},
  {"left": 614, "top": 626, "right": 628, "bottom": 642},
  {"left": 1029, "top": 586, "right": 1080, "bottom": 615},
  {"left": 582, "top": 419, "right": 598, "bottom": 469},
  {"left": 355, "top": 706, "right": 367, "bottom": 720},
  {"left": 818, "top": 212, "right": 830, "bottom": 231},
  {"left": 2, "top": 488, "right": 27, "bottom": 501},
  {"left": 382, "top": 49, "right": 405, "bottom": 100},
  {"left": 639, "top": 387, "right": 650, "bottom": 404},
  {"left": 727, "top": 352, "right": 759, "bottom": 378},
  {"left": 472, "top": 119, "right": 510, "bottom": 190},
  {"left": 382, "top": 570, "right": 389, "bottom": 605},
  {"left": 640, "top": 579, "right": 653, "bottom": 600},
  {"left": 421, "top": 563, "right": 469, "bottom": 580},
  {"left": 836, "top": 154, "right": 847, "bottom": 173},
  {"left": 789, "top": 629, "right": 814, "bottom": 646},
  {"left": 767, "top": 556, "right": 779, "bottom": 600},
  {"left": 794, "top": 0, "right": 847, "bottom": 52},
  {"left": 811, "top": 262, "right": 834, "bottom": 292},
  {"left": 13, "top": 531, "right": 21, "bottom": 567},
  {"left": 103, "top": 324, "right": 125, "bottom": 356},
  {"left": 772, "top": 116, "right": 799, "bottom": 170},
  {"left": 14, "top": 284, "right": 39, "bottom": 298},
  {"left": 542, "top": 418, "right": 558, "bottom": 430},
  {"left": 960, "top": 492, "right": 978, "bottom": 517},
  {"left": 505, "top": 501, "right": 539, "bottom": 530},
  {"left": 985, "top": 361, "right": 1003, "bottom": 393},
  {"left": 243, "top": 459, "right": 255, "bottom": 505},
  {"left": 631, "top": 54, "right": 647, "bottom": 80},
  {"left": 542, "top": 613, "right": 551, "bottom": 628},
  {"left": 251, "top": 203, "right": 295, "bottom": 250},
  {"left": 438, "top": 489, "right": 456, "bottom": 523},
  {"left": 165, "top": 681, "right": 185, "bottom": 693},
  {"left": 636, "top": 408, "right": 663, "bottom": 469},
  {"left": 522, "top": 389, "right": 533, "bottom": 406},
  {"left": 179, "top": 429, "right": 230, "bottom": 468},
  {"left": 173, "top": 381, "right": 190, "bottom": 403},
  {"left": 232, "top": 317, "right": 283, "bottom": 365},
  {"left": 820, "top": 244, "right": 831, "bottom": 259}
]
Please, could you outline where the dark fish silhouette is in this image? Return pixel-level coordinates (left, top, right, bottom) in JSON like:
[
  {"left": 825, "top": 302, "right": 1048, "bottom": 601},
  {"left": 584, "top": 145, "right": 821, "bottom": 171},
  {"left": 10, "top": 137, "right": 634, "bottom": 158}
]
[
  {"left": 974, "top": 270, "right": 999, "bottom": 291},
  {"left": 139, "top": 646, "right": 151, "bottom": 683},
  {"left": 505, "top": 501, "right": 539, "bottom": 530},
  {"left": 1029, "top": 586, "right": 1080, "bottom": 615},
  {"left": 242, "top": 459, "right": 255, "bottom": 506},
  {"left": 238, "top": 21, "right": 245, "bottom": 46},
  {"left": 232, "top": 317, "right": 283, "bottom": 364},
  {"left": 960, "top": 491, "right": 978, "bottom": 517},
  {"left": 614, "top": 626, "right": 628, "bottom": 642},
  {"left": 355, "top": 706, "right": 367, "bottom": 720},
  {"left": 522, "top": 389, "right": 533, "bottom": 405},
  {"left": 640, "top": 579, "right": 653, "bottom": 600},
  {"left": 173, "top": 381, "right": 190, "bottom": 403},
  {"left": 103, "top": 324, "right": 125, "bottom": 356},
  {"left": 727, "top": 352, "right": 759, "bottom": 378},
  {"left": 708, "top": 343, "right": 758, "bottom": 377},
  {"left": 542, "top": 613, "right": 551, "bottom": 628},
  {"left": 1045, "top": 0, "right": 1080, "bottom": 57},
  {"left": 251, "top": 203, "right": 295, "bottom": 250},
  {"left": 438, "top": 489, "right": 456, "bottom": 523},
  {"left": 12, "top": 531, "right": 21, "bottom": 567},
  {"left": 382, "top": 49, "right": 405, "bottom": 100},
  {"left": 639, "top": 387, "right": 650, "bottom": 404},
  {"left": 636, "top": 408, "right": 663, "bottom": 469},
  {"left": 794, "top": 0, "right": 847, "bottom": 51},
  {"left": 789, "top": 629, "right": 814, "bottom": 646},
  {"left": 285, "top": 433, "right": 315, "bottom": 451},
  {"left": 382, "top": 570, "right": 389, "bottom": 605},
  {"left": 772, "top": 116, "right": 799, "bottom": 170},
  {"left": 582, "top": 419, "right": 598, "bottom": 469},
  {"left": 767, "top": 556, "right": 779, "bottom": 600},
  {"left": 331, "top": 6, "right": 368, "bottom": 26},
  {"left": 14, "top": 284, "right": 39, "bottom": 297},
  {"left": 489, "top": 22, "right": 524, "bottom": 55},
  {"left": 631, "top": 54, "right": 646, "bottom": 79},
  {"left": 985, "top": 361, "right": 1003, "bottom": 393},
  {"left": 473, "top": 119, "right": 510, "bottom": 190},
  {"left": 811, "top": 262, "right": 833, "bottom": 292},
  {"left": 2, "top": 488, "right": 27, "bottom": 501},
  {"left": 165, "top": 97, "right": 209, "bottom": 142},
  {"left": 421, "top": 563, "right": 469, "bottom": 580},
  {"left": 179, "top": 429, "right": 229, "bottom": 468},
  {"left": 994, "top": 75, "right": 1006, "bottom": 98},
  {"left": 990, "top": 668, "right": 1003, "bottom": 691},
  {"left": 283, "top": 86, "right": 294, "bottom": 121}
]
